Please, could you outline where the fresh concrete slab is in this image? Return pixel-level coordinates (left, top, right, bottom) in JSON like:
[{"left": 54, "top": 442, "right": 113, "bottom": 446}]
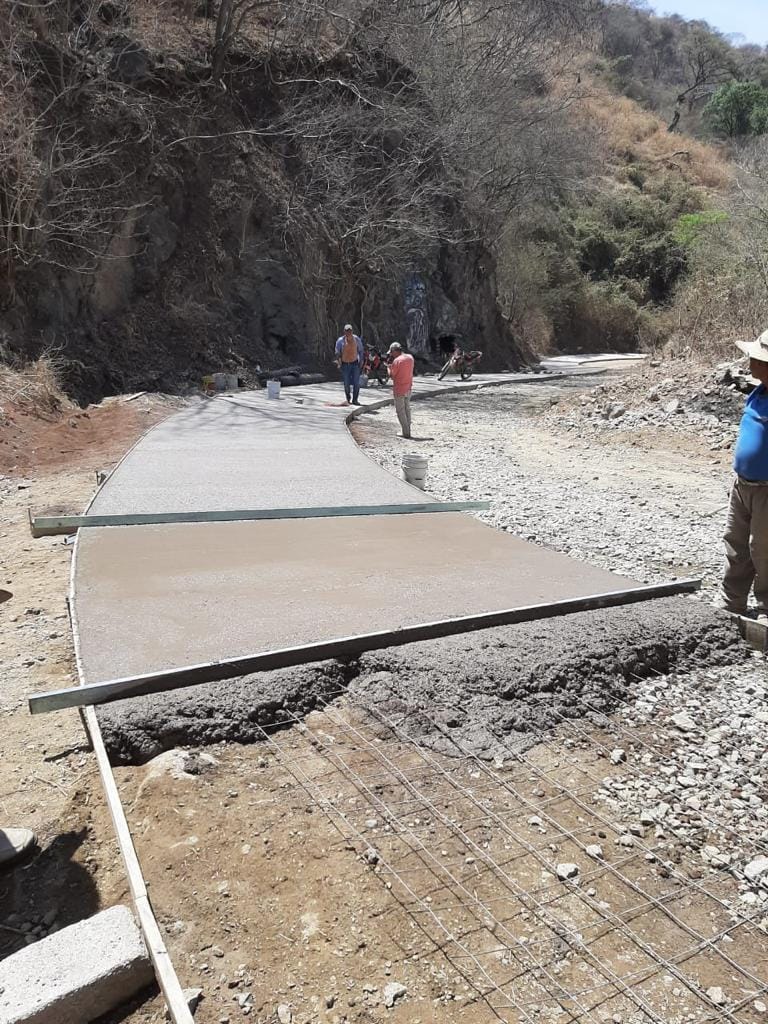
[
  {"left": 97, "top": 596, "right": 743, "bottom": 765},
  {"left": 86, "top": 375, "right": 537, "bottom": 516},
  {"left": 0, "top": 904, "right": 153, "bottom": 1024},
  {"left": 73, "top": 512, "right": 634, "bottom": 684}
]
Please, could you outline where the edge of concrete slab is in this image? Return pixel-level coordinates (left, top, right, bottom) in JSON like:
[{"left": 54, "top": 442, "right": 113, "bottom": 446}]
[
  {"left": 66, "top": 529, "right": 196, "bottom": 1024},
  {"left": 0, "top": 904, "right": 153, "bottom": 1024}
]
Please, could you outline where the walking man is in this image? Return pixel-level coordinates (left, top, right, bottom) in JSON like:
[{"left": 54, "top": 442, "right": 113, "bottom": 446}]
[
  {"left": 335, "top": 324, "right": 364, "bottom": 405},
  {"left": 718, "top": 329, "right": 768, "bottom": 618},
  {"left": 388, "top": 342, "right": 414, "bottom": 439}
]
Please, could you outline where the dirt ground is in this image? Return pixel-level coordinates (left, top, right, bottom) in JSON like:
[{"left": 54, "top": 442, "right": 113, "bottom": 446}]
[
  {"left": 116, "top": 693, "right": 768, "bottom": 1024},
  {"left": 0, "top": 393, "right": 179, "bottom": 1017}
]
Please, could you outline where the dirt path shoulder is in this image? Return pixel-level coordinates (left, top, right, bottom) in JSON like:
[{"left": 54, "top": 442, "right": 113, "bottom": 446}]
[{"left": 0, "top": 394, "right": 179, "bottom": 1014}]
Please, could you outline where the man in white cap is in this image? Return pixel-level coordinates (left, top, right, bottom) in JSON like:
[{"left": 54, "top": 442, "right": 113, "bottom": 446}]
[
  {"left": 334, "top": 324, "right": 364, "bottom": 405},
  {"left": 718, "top": 329, "right": 768, "bottom": 617},
  {"left": 387, "top": 342, "right": 414, "bottom": 439}
]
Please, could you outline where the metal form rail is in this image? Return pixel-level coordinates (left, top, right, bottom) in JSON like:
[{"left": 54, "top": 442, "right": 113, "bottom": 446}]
[
  {"left": 67, "top": 542, "right": 195, "bottom": 1024},
  {"left": 30, "top": 578, "right": 700, "bottom": 715},
  {"left": 28, "top": 500, "right": 491, "bottom": 537}
]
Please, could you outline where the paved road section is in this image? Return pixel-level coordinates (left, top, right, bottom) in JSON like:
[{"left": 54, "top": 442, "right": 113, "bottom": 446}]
[
  {"left": 73, "top": 372, "right": 635, "bottom": 688},
  {"left": 88, "top": 375, "right": 533, "bottom": 516},
  {"left": 73, "top": 512, "right": 632, "bottom": 683}
]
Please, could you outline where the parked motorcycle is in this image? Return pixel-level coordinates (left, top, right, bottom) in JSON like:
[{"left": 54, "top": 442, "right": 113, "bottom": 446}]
[
  {"left": 437, "top": 347, "right": 483, "bottom": 381},
  {"left": 364, "top": 347, "right": 391, "bottom": 387}
]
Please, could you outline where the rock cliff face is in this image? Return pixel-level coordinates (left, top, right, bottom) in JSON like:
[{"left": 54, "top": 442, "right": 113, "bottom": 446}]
[{"left": 1, "top": 25, "right": 528, "bottom": 403}]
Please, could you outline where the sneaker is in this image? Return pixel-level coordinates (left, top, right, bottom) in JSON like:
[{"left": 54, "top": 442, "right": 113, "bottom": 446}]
[{"left": 0, "top": 828, "right": 36, "bottom": 868}]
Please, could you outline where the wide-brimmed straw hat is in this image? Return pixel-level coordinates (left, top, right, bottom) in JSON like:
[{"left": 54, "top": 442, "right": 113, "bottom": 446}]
[{"left": 736, "top": 329, "right": 768, "bottom": 362}]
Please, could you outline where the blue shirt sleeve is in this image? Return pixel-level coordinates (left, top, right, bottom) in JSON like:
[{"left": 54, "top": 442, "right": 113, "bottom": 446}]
[
  {"left": 335, "top": 337, "right": 343, "bottom": 357},
  {"left": 734, "top": 386, "right": 768, "bottom": 480}
]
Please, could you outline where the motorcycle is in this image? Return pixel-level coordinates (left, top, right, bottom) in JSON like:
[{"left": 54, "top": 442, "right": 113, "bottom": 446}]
[
  {"left": 437, "top": 347, "right": 483, "bottom": 381},
  {"left": 364, "top": 347, "right": 391, "bottom": 387}
]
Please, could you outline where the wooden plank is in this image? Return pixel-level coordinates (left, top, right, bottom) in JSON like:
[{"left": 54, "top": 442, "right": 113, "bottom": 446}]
[
  {"left": 29, "top": 500, "right": 491, "bottom": 537},
  {"left": 30, "top": 578, "right": 700, "bottom": 715},
  {"left": 81, "top": 705, "right": 195, "bottom": 1024}
]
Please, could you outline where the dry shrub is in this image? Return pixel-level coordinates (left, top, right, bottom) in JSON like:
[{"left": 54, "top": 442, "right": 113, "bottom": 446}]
[
  {"left": 576, "top": 76, "right": 730, "bottom": 191},
  {"left": 0, "top": 354, "right": 70, "bottom": 417}
]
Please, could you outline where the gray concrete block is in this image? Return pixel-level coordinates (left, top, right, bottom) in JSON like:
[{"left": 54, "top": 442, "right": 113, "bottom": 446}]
[{"left": 0, "top": 904, "right": 153, "bottom": 1024}]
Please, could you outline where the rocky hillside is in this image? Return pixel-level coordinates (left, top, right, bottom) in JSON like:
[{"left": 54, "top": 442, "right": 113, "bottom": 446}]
[
  {"left": 0, "top": 1, "right": 761, "bottom": 402},
  {"left": 2, "top": 1, "right": 553, "bottom": 401}
]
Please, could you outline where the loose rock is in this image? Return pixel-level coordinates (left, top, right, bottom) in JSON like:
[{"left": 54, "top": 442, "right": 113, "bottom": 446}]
[{"left": 382, "top": 982, "right": 407, "bottom": 1008}]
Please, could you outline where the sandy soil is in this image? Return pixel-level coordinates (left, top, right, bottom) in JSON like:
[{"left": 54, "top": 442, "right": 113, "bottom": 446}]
[{"left": 0, "top": 393, "right": 179, "bottom": 1018}]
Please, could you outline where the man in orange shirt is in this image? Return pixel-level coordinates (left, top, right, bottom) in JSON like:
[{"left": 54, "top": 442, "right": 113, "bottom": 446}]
[{"left": 387, "top": 342, "right": 414, "bottom": 439}]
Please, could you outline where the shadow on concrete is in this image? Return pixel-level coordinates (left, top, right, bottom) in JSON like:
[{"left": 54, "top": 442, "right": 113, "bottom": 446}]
[{"left": 0, "top": 828, "right": 100, "bottom": 962}]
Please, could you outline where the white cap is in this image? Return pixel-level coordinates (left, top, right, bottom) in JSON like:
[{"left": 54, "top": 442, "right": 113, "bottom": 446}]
[
  {"left": 736, "top": 329, "right": 768, "bottom": 362},
  {"left": 388, "top": 342, "right": 402, "bottom": 354},
  {"left": 343, "top": 323, "right": 354, "bottom": 331}
]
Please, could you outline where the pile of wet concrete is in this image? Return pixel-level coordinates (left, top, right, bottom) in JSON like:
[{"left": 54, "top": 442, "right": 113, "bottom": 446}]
[{"left": 98, "top": 598, "right": 745, "bottom": 765}]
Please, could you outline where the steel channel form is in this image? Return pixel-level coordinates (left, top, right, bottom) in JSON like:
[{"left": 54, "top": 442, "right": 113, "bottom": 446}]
[
  {"left": 28, "top": 500, "right": 491, "bottom": 537},
  {"left": 65, "top": 433, "right": 197, "bottom": 1024},
  {"left": 30, "top": 578, "right": 700, "bottom": 715}
]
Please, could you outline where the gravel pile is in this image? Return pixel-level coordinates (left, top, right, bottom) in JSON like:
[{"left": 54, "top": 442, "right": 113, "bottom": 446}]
[
  {"left": 542, "top": 360, "right": 749, "bottom": 451},
  {"left": 593, "top": 659, "right": 768, "bottom": 926}
]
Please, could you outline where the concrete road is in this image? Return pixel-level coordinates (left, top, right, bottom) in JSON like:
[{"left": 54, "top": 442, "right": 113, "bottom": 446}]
[
  {"left": 72, "top": 372, "right": 635, "bottom": 686},
  {"left": 88, "top": 374, "right": 534, "bottom": 515},
  {"left": 74, "top": 512, "right": 631, "bottom": 682}
]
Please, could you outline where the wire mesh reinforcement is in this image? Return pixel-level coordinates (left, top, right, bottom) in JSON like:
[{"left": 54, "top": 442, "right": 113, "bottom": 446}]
[{"left": 246, "top": 687, "right": 768, "bottom": 1024}]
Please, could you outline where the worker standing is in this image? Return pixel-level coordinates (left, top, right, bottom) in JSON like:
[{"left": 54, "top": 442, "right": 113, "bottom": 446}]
[
  {"left": 718, "top": 329, "right": 768, "bottom": 619},
  {"left": 388, "top": 342, "right": 414, "bottom": 439},
  {"left": 334, "top": 324, "right": 364, "bottom": 405}
]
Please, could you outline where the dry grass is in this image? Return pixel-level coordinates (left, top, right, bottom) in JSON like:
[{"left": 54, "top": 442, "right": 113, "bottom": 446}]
[
  {"left": 0, "top": 355, "right": 70, "bottom": 418},
  {"left": 577, "top": 76, "right": 730, "bottom": 192}
]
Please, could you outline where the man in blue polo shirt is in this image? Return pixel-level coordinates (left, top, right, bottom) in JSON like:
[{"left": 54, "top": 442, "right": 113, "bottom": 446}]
[{"left": 719, "top": 330, "right": 768, "bottom": 617}]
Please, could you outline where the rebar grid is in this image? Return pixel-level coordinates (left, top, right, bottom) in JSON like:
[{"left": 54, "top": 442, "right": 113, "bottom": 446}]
[
  {"left": 308, "top": 676, "right": 768, "bottom": 954},
  {"left": 365, "top": 690, "right": 768, "bottom": 979},
  {"left": 305, "top": 694, "right": 768, "bottom": 1022},
  {"left": 243, "top": 675, "right": 768, "bottom": 1022},
  {"left": 260, "top": 708, "right": 753, "bottom": 1019},
  {"left": 353, "top": 678, "right": 768, "bottom": 947},
  {"left": 250, "top": 726, "right": 556, "bottom": 1024}
]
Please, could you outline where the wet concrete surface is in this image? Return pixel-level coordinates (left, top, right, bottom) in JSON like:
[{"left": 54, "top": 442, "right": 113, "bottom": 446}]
[
  {"left": 88, "top": 377, "right": 520, "bottom": 516},
  {"left": 73, "top": 512, "right": 632, "bottom": 683},
  {"left": 98, "top": 597, "right": 745, "bottom": 765}
]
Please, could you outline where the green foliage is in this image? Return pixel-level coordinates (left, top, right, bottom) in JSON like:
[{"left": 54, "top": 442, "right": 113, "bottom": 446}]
[
  {"left": 703, "top": 82, "right": 768, "bottom": 139},
  {"left": 673, "top": 210, "right": 728, "bottom": 248},
  {"left": 598, "top": 3, "right": 768, "bottom": 136},
  {"left": 570, "top": 188, "right": 691, "bottom": 302}
]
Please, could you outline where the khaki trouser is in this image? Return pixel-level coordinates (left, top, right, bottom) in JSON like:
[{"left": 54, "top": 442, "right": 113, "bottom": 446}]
[
  {"left": 394, "top": 393, "right": 412, "bottom": 438},
  {"left": 721, "top": 476, "right": 768, "bottom": 613}
]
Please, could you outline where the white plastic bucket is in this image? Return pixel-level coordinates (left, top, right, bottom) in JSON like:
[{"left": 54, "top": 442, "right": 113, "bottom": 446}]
[
  {"left": 266, "top": 380, "right": 281, "bottom": 399},
  {"left": 402, "top": 454, "right": 428, "bottom": 489}
]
